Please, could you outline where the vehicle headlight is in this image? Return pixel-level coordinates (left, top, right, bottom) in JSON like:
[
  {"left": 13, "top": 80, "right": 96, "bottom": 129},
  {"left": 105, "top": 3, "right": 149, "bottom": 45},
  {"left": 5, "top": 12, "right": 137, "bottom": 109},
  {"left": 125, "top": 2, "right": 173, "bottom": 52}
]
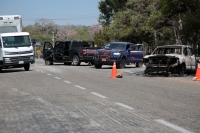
[
  {"left": 113, "top": 53, "right": 121, "bottom": 56},
  {"left": 4, "top": 58, "right": 11, "bottom": 62},
  {"left": 30, "top": 56, "right": 34, "bottom": 59}
]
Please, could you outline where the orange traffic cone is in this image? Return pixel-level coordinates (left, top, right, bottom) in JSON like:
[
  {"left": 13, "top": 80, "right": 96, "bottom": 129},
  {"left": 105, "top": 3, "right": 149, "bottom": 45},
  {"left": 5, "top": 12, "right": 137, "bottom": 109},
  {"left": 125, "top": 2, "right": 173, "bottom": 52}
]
[
  {"left": 194, "top": 62, "right": 200, "bottom": 81},
  {"left": 110, "top": 62, "right": 117, "bottom": 78}
]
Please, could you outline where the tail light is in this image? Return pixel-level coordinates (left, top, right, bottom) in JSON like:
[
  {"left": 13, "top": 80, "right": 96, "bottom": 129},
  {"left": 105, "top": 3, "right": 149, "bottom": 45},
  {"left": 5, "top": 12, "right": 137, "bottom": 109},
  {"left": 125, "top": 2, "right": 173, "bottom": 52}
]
[{"left": 82, "top": 49, "right": 86, "bottom": 55}]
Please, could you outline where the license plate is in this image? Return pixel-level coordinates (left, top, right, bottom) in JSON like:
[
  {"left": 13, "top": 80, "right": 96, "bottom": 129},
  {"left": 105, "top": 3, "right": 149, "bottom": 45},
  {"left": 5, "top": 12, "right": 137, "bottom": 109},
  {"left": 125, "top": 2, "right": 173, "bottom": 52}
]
[
  {"left": 102, "top": 58, "right": 106, "bottom": 61},
  {"left": 19, "top": 61, "right": 24, "bottom": 64}
]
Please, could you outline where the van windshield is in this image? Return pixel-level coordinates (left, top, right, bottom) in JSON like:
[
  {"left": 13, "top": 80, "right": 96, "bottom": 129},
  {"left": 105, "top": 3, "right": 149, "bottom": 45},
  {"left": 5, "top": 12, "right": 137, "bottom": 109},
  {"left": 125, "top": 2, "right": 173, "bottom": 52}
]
[{"left": 2, "top": 35, "right": 31, "bottom": 48}]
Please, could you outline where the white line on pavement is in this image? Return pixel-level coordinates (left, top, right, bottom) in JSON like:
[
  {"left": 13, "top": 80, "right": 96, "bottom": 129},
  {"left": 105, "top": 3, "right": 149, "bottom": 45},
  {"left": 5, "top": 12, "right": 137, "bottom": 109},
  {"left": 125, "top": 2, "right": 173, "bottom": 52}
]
[
  {"left": 64, "top": 80, "right": 71, "bottom": 84},
  {"left": 155, "top": 119, "right": 192, "bottom": 133},
  {"left": 91, "top": 92, "right": 107, "bottom": 99},
  {"left": 11, "top": 88, "right": 18, "bottom": 91},
  {"left": 54, "top": 77, "right": 61, "bottom": 79},
  {"left": 74, "top": 85, "right": 86, "bottom": 90},
  {"left": 115, "top": 103, "right": 134, "bottom": 110},
  {"left": 47, "top": 74, "right": 51, "bottom": 76}
]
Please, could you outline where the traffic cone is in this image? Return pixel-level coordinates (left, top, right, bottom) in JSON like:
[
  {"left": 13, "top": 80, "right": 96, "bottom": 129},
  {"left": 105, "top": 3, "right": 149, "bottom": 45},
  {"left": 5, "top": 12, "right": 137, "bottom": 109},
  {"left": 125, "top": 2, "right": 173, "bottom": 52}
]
[
  {"left": 193, "top": 62, "right": 200, "bottom": 81},
  {"left": 110, "top": 62, "right": 117, "bottom": 78}
]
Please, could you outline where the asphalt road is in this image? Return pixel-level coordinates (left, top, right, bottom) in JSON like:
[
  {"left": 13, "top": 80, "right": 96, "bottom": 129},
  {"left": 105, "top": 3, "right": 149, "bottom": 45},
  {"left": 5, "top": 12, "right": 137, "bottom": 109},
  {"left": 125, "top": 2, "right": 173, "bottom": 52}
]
[{"left": 0, "top": 59, "right": 199, "bottom": 133}]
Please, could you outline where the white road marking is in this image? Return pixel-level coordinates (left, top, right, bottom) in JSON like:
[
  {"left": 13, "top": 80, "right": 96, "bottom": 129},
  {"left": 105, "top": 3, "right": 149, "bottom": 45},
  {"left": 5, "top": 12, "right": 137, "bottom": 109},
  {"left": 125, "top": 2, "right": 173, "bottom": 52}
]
[
  {"left": 155, "top": 119, "right": 192, "bottom": 133},
  {"left": 74, "top": 85, "right": 86, "bottom": 90},
  {"left": 47, "top": 74, "right": 51, "bottom": 76},
  {"left": 91, "top": 92, "right": 107, "bottom": 99},
  {"left": 115, "top": 103, "right": 134, "bottom": 110},
  {"left": 64, "top": 80, "right": 71, "bottom": 84},
  {"left": 54, "top": 77, "right": 61, "bottom": 79},
  {"left": 11, "top": 88, "right": 18, "bottom": 91}
]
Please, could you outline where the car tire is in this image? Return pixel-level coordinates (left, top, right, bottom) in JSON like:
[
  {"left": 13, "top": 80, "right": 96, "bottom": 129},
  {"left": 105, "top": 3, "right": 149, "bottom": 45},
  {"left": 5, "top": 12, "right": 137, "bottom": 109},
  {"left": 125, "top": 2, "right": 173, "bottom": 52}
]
[
  {"left": 0, "top": 67, "right": 2, "bottom": 73},
  {"left": 90, "top": 61, "right": 94, "bottom": 65},
  {"left": 24, "top": 63, "right": 30, "bottom": 71},
  {"left": 45, "top": 60, "right": 53, "bottom": 65},
  {"left": 94, "top": 63, "right": 102, "bottom": 69},
  {"left": 117, "top": 59, "right": 126, "bottom": 69},
  {"left": 136, "top": 62, "right": 143, "bottom": 67},
  {"left": 177, "top": 64, "right": 185, "bottom": 76},
  {"left": 72, "top": 55, "right": 80, "bottom": 66}
]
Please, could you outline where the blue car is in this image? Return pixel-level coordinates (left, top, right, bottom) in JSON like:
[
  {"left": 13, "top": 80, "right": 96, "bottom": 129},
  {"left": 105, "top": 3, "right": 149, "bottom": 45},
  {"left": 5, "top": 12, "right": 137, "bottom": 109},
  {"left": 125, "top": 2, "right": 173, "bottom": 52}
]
[{"left": 93, "top": 42, "right": 145, "bottom": 69}]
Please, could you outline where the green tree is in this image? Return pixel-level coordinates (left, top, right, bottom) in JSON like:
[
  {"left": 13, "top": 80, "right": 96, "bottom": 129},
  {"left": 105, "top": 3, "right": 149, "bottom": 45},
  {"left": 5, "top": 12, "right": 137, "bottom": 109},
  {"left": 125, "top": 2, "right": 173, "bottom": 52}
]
[{"left": 98, "top": 0, "right": 128, "bottom": 26}]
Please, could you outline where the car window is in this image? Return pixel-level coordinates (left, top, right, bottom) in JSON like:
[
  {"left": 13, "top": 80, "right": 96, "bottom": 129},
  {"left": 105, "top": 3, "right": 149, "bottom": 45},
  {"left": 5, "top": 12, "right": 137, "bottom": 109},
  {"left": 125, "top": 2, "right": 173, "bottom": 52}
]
[
  {"left": 183, "top": 47, "right": 188, "bottom": 56},
  {"left": 55, "top": 42, "right": 64, "bottom": 49},
  {"left": 131, "top": 46, "right": 136, "bottom": 51}
]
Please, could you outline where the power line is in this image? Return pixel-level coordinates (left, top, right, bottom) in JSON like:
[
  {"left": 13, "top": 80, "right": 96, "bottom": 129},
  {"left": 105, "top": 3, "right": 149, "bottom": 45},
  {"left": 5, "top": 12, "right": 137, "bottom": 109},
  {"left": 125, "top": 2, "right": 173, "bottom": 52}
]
[{"left": 22, "top": 13, "right": 99, "bottom": 21}]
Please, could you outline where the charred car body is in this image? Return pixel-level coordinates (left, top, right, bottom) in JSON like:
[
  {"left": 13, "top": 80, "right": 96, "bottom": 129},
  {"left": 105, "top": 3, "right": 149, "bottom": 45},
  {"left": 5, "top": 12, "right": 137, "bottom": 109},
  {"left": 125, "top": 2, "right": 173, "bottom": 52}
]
[
  {"left": 143, "top": 45, "right": 196, "bottom": 76},
  {"left": 93, "top": 42, "right": 145, "bottom": 69}
]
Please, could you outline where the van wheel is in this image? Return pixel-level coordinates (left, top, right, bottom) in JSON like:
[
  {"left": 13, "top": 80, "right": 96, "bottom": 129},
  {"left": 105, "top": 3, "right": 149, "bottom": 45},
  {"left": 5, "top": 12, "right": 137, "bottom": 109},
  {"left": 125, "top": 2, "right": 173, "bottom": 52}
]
[
  {"left": 24, "top": 64, "right": 30, "bottom": 71},
  {"left": 117, "top": 59, "right": 126, "bottom": 69},
  {"left": 72, "top": 55, "right": 80, "bottom": 66}
]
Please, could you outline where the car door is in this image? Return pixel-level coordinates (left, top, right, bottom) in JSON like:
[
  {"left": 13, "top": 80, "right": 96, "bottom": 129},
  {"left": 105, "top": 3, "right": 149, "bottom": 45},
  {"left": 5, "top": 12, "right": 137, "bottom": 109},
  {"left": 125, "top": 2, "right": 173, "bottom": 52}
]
[
  {"left": 43, "top": 42, "right": 53, "bottom": 60},
  {"left": 127, "top": 44, "right": 144, "bottom": 63},
  {"left": 53, "top": 41, "right": 64, "bottom": 61},
  {"left": 183, "top": 46, "right": 194, "bottom": 70},
  {"left": 63, "top": 42, "right": 70, "bottom": 61},
  {"left": 188, "top": 47, "right": 196, "bottom": 70}
]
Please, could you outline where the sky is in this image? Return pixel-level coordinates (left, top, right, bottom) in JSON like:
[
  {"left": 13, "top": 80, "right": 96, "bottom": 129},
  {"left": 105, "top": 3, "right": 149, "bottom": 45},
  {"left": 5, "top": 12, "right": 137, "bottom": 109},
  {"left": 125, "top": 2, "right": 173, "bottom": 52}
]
[{"left": 0, "top": 0, "right": 101, "bottom": 27}]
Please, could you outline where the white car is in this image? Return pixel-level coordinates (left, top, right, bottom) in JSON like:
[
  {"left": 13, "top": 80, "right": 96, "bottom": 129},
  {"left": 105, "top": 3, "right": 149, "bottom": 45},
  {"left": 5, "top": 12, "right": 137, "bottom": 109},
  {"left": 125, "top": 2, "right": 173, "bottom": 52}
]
[{"left": 143, "top": 45, "right": 196, "bottom": 76}]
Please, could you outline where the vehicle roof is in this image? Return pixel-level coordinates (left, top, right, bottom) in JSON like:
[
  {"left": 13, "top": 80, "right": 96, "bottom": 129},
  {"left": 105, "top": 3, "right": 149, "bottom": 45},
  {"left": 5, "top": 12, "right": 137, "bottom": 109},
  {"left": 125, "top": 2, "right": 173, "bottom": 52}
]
[
  {"left": 156, "top": 45, "right": 191, "bottom": 48},
  {"left": 109, "top": 42, "right": 138, "bottom": 46},
  {"left": 0, "top": 32, "right": 30, "bottom": 36}
]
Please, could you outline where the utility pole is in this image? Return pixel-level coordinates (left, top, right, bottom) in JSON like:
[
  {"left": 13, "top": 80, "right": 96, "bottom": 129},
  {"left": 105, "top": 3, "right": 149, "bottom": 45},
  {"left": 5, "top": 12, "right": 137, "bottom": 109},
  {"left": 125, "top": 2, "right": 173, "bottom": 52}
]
[{"left": 52, "top": 31, "right": 54, "bottom": 47}]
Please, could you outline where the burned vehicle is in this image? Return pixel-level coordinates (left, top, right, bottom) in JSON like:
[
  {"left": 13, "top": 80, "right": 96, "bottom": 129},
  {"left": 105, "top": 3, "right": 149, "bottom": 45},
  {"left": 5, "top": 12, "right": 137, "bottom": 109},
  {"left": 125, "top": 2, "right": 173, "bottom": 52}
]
[{"left": 143, "top": 45, "right": 196, "bottom": 76}]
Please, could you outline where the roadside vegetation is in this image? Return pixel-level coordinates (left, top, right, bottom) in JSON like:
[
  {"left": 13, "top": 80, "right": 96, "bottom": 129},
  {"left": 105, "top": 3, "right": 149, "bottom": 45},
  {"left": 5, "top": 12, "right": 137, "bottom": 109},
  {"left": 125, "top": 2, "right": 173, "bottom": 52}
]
[{"left": 23, "top": 0, "right": 200, "bottom": 54}]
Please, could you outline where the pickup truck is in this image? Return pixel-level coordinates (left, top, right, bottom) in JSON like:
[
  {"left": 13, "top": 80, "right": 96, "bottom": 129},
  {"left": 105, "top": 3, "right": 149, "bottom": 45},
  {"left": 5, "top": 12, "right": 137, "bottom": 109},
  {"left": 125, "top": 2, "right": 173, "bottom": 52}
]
[
  {"left": 143, "top": 45, "right": 197, "bottom": 76},
  {"left": 93, "top": 42, "right": 145, "bottom": 69},
  {"left": 43, "top": 40, "right": 100, "bottom": 65}
]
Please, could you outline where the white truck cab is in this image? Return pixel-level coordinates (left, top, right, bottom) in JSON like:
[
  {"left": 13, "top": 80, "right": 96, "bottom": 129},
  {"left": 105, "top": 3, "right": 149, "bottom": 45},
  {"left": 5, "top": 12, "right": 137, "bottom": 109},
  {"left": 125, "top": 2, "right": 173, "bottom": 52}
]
[{"left": 0, "top": 15, "right": 35, "bottom": 72}]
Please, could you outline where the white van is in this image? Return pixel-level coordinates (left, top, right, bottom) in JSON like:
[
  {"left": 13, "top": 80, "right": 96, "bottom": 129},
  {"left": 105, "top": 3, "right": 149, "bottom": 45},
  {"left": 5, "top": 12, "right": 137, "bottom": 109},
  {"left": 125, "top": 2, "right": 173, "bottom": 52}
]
[{"left": 0, "top": 15, "right": 35, "bottom": 72}]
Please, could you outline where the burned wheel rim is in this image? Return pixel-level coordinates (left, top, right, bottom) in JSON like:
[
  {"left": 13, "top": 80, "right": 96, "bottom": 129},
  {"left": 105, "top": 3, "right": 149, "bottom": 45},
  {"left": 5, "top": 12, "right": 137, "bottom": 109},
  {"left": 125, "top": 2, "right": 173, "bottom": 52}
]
[{"left": 72, "top": 55, "right": 80, "bottom": 66}]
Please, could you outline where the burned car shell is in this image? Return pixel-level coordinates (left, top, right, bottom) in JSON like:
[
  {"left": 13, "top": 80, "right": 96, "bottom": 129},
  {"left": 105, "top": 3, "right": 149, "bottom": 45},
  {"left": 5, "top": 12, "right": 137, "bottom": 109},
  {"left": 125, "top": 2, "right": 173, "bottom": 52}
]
[{"left": 143, "top": 45, "right": 196, "bottom": 76}]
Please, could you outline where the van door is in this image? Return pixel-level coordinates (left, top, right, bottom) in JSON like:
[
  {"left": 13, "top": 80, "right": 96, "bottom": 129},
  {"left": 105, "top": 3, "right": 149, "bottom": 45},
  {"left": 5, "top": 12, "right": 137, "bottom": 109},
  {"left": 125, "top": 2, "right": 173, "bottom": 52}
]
[{"left": 43, "top": 42, "right": 53, "bottom": 60}]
